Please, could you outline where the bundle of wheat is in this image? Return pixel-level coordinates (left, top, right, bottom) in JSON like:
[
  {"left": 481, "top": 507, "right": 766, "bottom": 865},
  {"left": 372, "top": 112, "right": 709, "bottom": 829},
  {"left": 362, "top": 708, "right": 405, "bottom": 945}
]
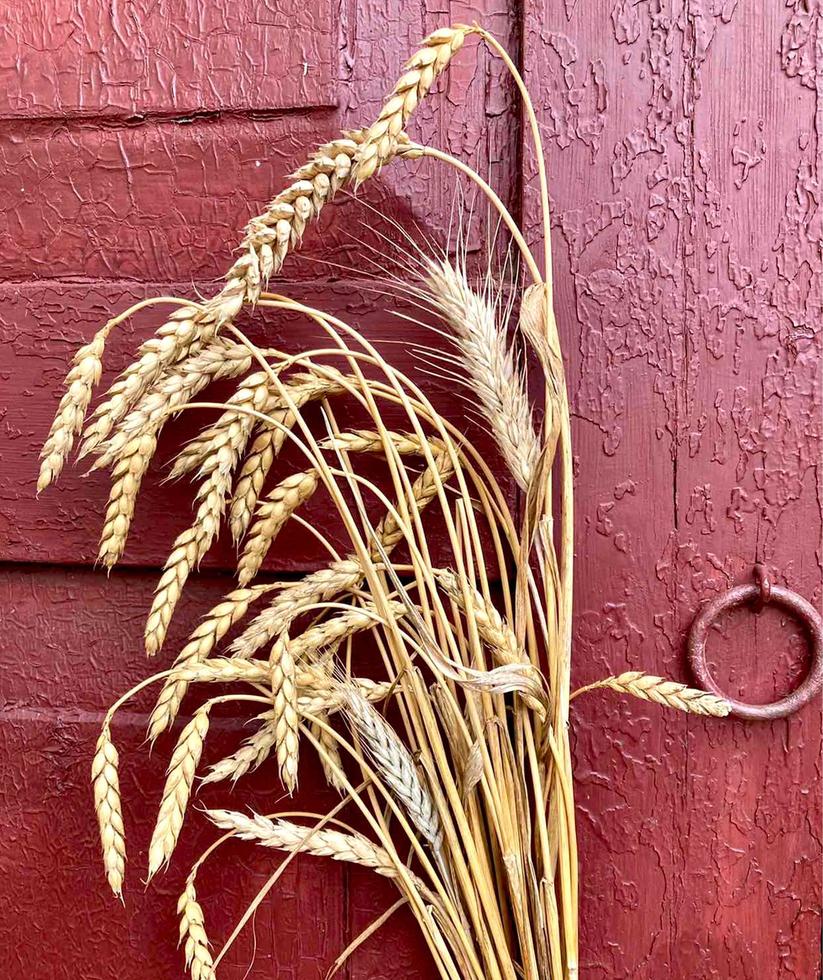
[{"left": 40, "top": 23, "right": 728, "bottom": 980}]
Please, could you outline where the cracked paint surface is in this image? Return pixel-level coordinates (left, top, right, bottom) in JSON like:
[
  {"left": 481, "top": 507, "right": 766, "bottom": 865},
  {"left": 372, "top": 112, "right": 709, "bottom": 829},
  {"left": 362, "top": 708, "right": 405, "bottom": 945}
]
[{"left": 525, "top": 1, "right": 821, "bottom": 976}]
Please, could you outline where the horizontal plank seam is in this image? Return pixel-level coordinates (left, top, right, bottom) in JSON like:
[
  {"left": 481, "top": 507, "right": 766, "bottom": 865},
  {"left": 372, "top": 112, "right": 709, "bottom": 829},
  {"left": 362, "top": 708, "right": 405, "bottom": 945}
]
[{"left": 0, "top": 102, "right": 338, "bottom": 129}]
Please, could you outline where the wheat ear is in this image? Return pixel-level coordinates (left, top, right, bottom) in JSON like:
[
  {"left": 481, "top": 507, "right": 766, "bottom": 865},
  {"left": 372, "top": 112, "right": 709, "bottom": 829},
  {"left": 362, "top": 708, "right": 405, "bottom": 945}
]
[
  {"left": 143, "top": 375, "right": 277, "bottom": 654},
  {"left": 91, "top": 721, "right": 126, "bottom": 899},
  {"left": 229, "top": 559, "right": 364, "bottom": 659},
  {"left": 38, "top": 327, "right": 109, "bottom": 492},
  {"left": 573, "top": 672, "right": 731, "bottom": 717},
  {"left": 352, "top": 25, "right": 474, "bottom": 184},
  {"left": 237, "top": 469, "right": 320, "bottom": 586},
  {"left": 345, "top": 690, "right": 442, "bottom": 852},
  {"left": 148, "top": 704, "right": 211, "bottom": 879},
  {"left": 178, "top": 878, "right": 215, "bottom": 980},
  {"left": 270, "top": 633, "right": 300, "bottom": 793},
  {"left": 206, "top": 810, "right": 416, "bottom": 887},
  {"left": 148, "top": 585, "right": 273, "bottom": 743},
  {"left": 200, "top": 713, "right": 277, "bottom": 787},
  {"left": 79, "top": 305, "right": 218, "bottom": 458},
  {"left": 289, "top": 600, "right": 407, "bottom": 661},
  {"left": 320, "top": 429, "right": 445, "bottom": 456},
  {"left": 96, "top": 345, "right": 255, "bottom": 569},
  {"left": 310, "top": 716, "right": 347, "bottom": 794},
  {"left": 424, "top": 258, "right": 538, "bottom": 491}
]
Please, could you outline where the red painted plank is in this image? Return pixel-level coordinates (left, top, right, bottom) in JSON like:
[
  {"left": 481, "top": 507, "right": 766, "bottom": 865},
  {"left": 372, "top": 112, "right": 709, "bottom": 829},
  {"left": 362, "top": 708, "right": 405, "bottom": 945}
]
[{"left": 0, "top": 0, "right": 338, "bottom": 117}]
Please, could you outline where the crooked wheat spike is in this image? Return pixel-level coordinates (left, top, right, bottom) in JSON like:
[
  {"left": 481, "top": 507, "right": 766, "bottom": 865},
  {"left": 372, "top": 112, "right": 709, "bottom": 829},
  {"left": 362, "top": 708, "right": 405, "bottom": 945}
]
[
  {"left": 148, "top": 704, "right": 211, "bottom": 879},
  {"left": 270, "top": 633, "right": 300, "bottom": 793},
  {"left": 38, "top": 328, "right": 108, "bottom": 492},
  {"left": 148, "top": 585, "right": 273, "bottom": 742},
  {"left": 178, "top": 878, "right": 215, "bottom": 980},
  {"left": 576, "top": 672, "right": 731, "bottom": 717},
  {"left": 425, "top": 258, "right": 538, "bottom": 491},
  {"left": 345, "top": 690, "right": 442, "bottom": 852},
  {"left": 353, "top": 25, "right": 474, "bottom": 185},
  {"left": 237, "top": 469, "right": 320, "bottom": 586},
  {"left": 91, "top": 722, "right": 126, "bottom": 900}
]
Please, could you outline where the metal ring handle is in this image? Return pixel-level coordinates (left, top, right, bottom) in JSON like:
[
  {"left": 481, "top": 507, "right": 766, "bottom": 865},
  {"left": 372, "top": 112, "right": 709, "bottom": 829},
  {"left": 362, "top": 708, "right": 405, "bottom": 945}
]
[{"left": 688, "top": 583, "right": 823, "bottom": 720}]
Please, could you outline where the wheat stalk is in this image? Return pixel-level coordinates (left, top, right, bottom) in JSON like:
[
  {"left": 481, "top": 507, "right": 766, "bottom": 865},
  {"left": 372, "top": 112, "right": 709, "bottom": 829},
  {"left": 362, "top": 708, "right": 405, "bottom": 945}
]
[
  {"left": 573, "top": 672, "right": 731, "bottom": 717},
  {"left": 424, "top": 258, "right": 538, "bottom": 491},
  {"left": 91, "top": 721, "right": 126, "bottom": 900},
  {"left": 148, "top": 584, "right": 274, "bottom": 743},
  {"left": 200, "top": 713, "right": 277, "bottom": 787},
  {"left": 270, "top": 633, "right": 300, "bottom": 792},
  {"left": 178, "top": 878, "right": 215, "bottom": 980},
  {"left": 92, "top": 339, "right": 253, "bottom": 472},
  {"left": 206, "top": 809, "right": 415, "bottom": 886},
  {"left": 352, "top": 25, "right": 474, "bottom": 184},
  {"left": 345, "top": 690, "right": 442, "bottom": 852},
  {"left": 38, "top": 327, "right": 108, "bottom": 492},
  {"left": 237, "top": 469, "right": 320, "bottom": 586},
  {"left": 148, "top": 704, "right": 211, "bottom": 879}
]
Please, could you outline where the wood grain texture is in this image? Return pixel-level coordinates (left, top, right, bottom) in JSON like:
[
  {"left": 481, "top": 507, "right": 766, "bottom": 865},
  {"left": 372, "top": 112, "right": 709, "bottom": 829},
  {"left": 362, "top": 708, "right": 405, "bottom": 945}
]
[{"left": 523, "top": 1, "right": 822, "bottom": 977}]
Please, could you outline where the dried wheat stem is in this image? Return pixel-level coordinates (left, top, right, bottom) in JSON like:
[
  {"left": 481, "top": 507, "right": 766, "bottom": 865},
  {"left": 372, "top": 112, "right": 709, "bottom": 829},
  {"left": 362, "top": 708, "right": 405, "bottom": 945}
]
[
  {"left": 38, "top": 328, "right": 108, "bottom": 492},
  {"left": 572, "top": 672, "right": 731, "bottom": 717},
  {"left": 424, "top": 259, "right": 538, "bottom": 491},
  {"left": 353, "top": 25, "right": 475, "bottom": 185},
  {"left": 148, "top": 584, "right": 274, "bottom": 743},
  {"left": 270, "top": 633, "right": 300, "bottom": 792},
  {"left": 178, "top": 877, "right": 215, "bottom": 980},
  {"left": 345, "top": 690, "right": 442, "bottom": 852},
  {"left": 91, "top": 721, "right": 126, "bottom": 900},
  {"left": 148, "top": 703, "right": 211, "bottom": 879},
  {"left": 237, "top": 469, "right": 320, "bottom": 586}
]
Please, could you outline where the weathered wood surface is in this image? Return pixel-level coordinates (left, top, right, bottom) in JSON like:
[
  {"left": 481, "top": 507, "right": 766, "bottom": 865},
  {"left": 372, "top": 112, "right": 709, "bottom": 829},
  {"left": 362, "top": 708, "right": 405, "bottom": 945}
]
[{"left": 0, "top": 1, "right": 819, "bottom": 977}]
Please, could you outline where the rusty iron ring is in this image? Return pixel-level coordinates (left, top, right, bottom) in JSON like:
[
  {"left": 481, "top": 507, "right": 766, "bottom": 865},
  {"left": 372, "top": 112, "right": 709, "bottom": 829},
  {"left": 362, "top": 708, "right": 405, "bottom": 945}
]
[{"left": 688, "top": 582, "right": 823, "bottom": 721}]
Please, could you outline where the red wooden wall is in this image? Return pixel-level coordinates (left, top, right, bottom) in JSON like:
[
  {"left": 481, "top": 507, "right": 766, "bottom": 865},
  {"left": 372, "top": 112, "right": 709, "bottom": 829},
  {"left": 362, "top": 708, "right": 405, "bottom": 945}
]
[{"left": 1, "top": 2, "right": 820, "bottom": 978}]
